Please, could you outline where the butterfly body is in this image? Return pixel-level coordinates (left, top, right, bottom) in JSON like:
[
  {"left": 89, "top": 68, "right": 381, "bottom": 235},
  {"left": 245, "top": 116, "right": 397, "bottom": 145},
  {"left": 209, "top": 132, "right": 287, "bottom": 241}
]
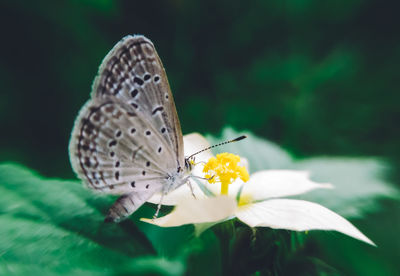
[{"left": 69, "top": 35, "right": 191, "bottom": 222}]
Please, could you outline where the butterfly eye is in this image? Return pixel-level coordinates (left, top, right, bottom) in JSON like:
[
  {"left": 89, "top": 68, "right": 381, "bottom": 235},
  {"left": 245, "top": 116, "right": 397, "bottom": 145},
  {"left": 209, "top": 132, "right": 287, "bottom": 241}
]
[{"left": 184, "top": 158, "right": 195, "bottom": 170}]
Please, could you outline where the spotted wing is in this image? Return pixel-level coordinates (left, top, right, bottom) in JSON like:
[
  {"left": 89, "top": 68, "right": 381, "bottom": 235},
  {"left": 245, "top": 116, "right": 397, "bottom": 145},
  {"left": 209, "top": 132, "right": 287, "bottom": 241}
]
[
  {"left": 69, "top": 35, "right": 184, "bottom": 197},
  {"left": 69, "top": 100, "right": 175, "bottom": 195},
  {"left": 91, "top": 35, "right": 184, "bottom": 167}
]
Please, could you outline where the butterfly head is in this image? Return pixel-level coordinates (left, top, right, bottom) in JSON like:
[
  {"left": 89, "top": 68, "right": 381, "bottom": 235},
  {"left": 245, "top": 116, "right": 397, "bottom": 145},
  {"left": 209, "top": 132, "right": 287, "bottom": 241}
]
[{"left": 184, "top": 157, "right": 196, "bottom": 172}]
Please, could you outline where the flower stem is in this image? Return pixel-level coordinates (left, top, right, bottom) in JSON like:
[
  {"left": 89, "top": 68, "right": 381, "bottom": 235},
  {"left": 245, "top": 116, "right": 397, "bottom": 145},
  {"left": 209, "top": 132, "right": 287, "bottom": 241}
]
[{"left": 212, "top": 220, "right": 235, "bottom": 275}]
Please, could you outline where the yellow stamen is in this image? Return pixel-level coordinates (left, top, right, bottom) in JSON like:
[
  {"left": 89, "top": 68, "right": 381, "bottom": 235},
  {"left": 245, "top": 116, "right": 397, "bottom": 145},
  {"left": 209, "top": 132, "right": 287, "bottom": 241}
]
[{"left": 203, "top": 152, "right": 250, "bottom": 195}]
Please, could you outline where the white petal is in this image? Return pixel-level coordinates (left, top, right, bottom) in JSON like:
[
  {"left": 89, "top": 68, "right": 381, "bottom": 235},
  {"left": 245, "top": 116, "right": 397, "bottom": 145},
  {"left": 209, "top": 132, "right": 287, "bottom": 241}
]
[
  {"left": 198, "top": 178, "right": 244, "bottom": 198},
  {"left": 148, "top": 179, "right": 207, "bottom": 205},
  {"left": 141, "top": 196, "right": 237, "bottom": 227},
  {"left": 242, "top": 170, "right": 332, "bottom": 201},
  {"left": 183, "top": 133, "right": 213, "bottom": 163},
  {"left": 194, "top": 222, "right": 220, "bottom": 236},
  {"left": 236, "top": 199, "right": 375, "bottom": 246}
]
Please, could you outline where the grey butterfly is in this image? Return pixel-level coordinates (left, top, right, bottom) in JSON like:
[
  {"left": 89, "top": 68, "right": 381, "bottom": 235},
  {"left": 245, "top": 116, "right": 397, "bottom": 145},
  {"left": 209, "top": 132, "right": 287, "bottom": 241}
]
[{"left": 69, "top": 35, "right": 194, "bottom": 222}]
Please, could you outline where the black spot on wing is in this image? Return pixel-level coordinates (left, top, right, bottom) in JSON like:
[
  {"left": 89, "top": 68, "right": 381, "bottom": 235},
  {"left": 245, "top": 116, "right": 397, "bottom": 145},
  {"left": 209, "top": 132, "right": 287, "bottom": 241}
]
[
  {"left": 133, "top": 76, "right": 144, "bottom": 86},
  {"left": 152, "top": 106, "right": 164, "bottom": 115}
]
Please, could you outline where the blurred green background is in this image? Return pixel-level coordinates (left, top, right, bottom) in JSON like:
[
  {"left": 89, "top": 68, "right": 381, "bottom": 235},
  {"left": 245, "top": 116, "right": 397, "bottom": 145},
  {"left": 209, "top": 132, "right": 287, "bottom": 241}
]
[
  {"left": 0, "top": 0, "right": 399, "bottom": 275},
  {"left": 1, "top": 0, "right": 399, "bottom": 179}
]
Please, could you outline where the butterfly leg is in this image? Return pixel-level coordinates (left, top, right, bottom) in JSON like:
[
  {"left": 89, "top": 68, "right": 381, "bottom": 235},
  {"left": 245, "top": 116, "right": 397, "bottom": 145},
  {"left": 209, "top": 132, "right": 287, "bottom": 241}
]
[
  {"left": 153, "top": 192, "right": 165, "bottom": 219},
  {"left": 187, "top": 180, "right": 196, "bottom": 199},
  {"left": 105, "top": 192, "right": 147, "bottom": 223}
]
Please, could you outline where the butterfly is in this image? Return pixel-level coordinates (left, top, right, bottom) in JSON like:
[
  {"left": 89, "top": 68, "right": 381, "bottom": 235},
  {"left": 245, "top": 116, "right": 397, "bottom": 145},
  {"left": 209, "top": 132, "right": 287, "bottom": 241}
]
[{"left": 69, "top": 35, "right": 195, "bottom": 222}]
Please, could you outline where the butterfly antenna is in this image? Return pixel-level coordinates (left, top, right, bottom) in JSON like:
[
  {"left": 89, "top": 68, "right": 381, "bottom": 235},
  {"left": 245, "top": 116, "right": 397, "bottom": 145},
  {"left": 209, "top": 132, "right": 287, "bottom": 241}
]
[{"left": 187, "top": 135, "right": 247, "bottom": 159}]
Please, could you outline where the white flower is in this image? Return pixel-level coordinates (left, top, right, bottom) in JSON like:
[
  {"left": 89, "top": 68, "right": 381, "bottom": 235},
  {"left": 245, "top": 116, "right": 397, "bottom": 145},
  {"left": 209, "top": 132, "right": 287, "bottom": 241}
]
[{"left": 143, "top": 133, "right": 375, "bottom": 246}]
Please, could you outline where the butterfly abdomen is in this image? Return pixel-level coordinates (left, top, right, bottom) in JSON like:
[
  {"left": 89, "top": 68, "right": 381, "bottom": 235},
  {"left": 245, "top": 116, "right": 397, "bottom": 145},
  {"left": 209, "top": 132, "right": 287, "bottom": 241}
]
[{"left": 104, "top": 192, "right": 150, "bottom": 222}]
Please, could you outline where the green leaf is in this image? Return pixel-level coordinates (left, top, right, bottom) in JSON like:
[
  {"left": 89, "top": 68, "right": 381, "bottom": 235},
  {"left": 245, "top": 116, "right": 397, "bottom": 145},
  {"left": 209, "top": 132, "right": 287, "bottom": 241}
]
[
  {"left": 291, "top": 157, "right": 399, "bottom": 218},
  {"left": 116, "top": 256, "right": 186, "bottom": 276},
  {"left": 0, "top": 162, "right": 188, "bottom": 275}
]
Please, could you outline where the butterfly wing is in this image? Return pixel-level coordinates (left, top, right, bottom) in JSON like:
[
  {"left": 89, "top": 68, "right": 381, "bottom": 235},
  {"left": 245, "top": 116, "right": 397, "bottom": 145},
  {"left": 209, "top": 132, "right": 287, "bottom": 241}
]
[
  {"left": 69, "top": 100, "right": 173, "bottom": 195},
  {"left": 69, "top": 35, "right": 185, "bottom": 221},
  {"left": 92, "top": 35, "right": 184, "bottom": 166}
]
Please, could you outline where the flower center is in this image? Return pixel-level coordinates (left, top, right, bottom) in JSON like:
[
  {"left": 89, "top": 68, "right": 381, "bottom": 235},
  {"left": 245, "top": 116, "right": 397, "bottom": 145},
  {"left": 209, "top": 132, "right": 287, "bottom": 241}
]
[
  {"left": 202, "top": 152, "right": 249, "bottom": 195},
  {"left": 238, "top": 193, "right": 253, "bottom": 207}
]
